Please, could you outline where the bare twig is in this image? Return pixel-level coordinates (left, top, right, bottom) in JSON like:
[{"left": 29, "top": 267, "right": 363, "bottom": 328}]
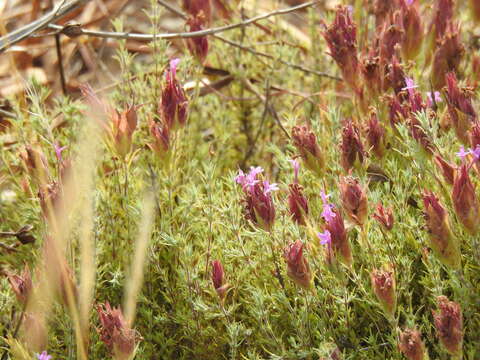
[
  {"left": 0, "top": 0, "right": 90, "bottom": 53},
  {"left": 155, "top": 0, "right": 341, "bottom": 80},
  {"left": 46, "top": 1, "right": 322, "bottom": 40}
]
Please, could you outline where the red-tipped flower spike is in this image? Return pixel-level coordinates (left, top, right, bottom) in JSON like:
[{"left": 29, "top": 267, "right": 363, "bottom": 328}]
[
  {"left": 452, "top": 164, "right": 480, "bottom": 234},
  {"left": 323, "top": 6, "right": 360, "bottom": 91},
  {"left": 235, "top": 167, "right": 278, "bottom": 232},
  {"left": 97, "top": 302, "right": 139, "bottom": 360},
  {"left": 434, "top": 154, "right": 456, "bottom": 186},
  {"left": 370, "top": 266, "right": 396, "bottom": 318},
  {"left": 182, "top": 0, "right": 211, "bottom": 23},
  {"left": 430, "top": 0, "right": 455, "bottom": 42},
  {"left": 110, "top": 104, "right": 138, "bottom": 159},
  {"left": 7, "top": 266, "right": 32, "bottom": 305},
  {"left": 373, "top": 203, "right": 394, "bottom": 231},
  {"left": 339, "top": 176, "right": 368, "bottom": 226},
  {"left": 340, "top": 119, "right": 365, "bottom": 172},
  {"left": 325, "top": 209, "right": 352, "bottom": 267},
  {"left": 431, "top": 23, "right": 465, "bottom": 90},
  {"left": 211, "top": 260, "right": 228, "bottom": 300},
  {"left": 186, "top": 15, "right": 209, "bottom": 64},
  {"left": 366, "top": 110, "right": 386, "bottom": 158},
  {"left": 379, "top": 12, "right": 404, "bottom": 63},
  {"left": 422, "top": 190, "right": 461, "bottom": 268},
  {"left": 283, "top": 240, "right": 312, "bottom": 289},
  {"left": 149, "top": 119, "right": 170, "bottom": 160},
  {"left": 433, "top": 296, "right": 463, "bottom": 356},
  {"left": 291, "top": 126, "right": 324, "bottom": 176},
  {"left": 159, "top": 59, "right": 188, "bottom": 129},
  {"left": 288, "top": 183, "right": 309, "bottom": 226},
  {"left": 445, "top": 72, "right": 477, "bottom": 143},
  {"left": 398, "top": 328, "right": 427, "bottom": 360},
  {"left": 399, "top": 0, "right": 423, "bottom": 60}
]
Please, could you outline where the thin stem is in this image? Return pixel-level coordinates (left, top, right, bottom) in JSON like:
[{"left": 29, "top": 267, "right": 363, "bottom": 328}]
[{"left": 54, "top": 33, "right": 67, "bottom": 95}]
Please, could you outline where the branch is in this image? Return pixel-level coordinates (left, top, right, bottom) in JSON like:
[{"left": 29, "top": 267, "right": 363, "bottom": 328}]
[
  {"left": 47, "top": 1, "right": 322, "bottom": 40},
  {"left": 0, "top": 0, "right": 91, "bottom": 53}
]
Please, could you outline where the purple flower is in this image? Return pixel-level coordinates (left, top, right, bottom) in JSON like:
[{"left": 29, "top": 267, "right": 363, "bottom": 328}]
[
  {"left": 263, "top": 180, "right": 279, "bottom": 195},
  {"left": 426, "top": 91, "right": 442, "bottom": 108},
  {"left": 54, "top": 142, "right": 67, "bottom": 162},
  {"left": 402, "top": 77, "right": 418, "bottom": 98},
  {"left": 169, "top": 58, "right": 181, "bottom": 78},
  {"left": 288, "top": 159, "right": 300, "bottom": 183},
  {"left": 235, "top": 167, "right": 263, "bottom": 190},
  {"left": 406, "top": 0, "right": 414, "bottom": 5},
  {"left": 321, "top": 190, "right": 336, "bottom": 222},
  {"left": 317, "top": 230, "right": 332, "bottom": 245},
  {"left": 37, "top": 351, "right": 52, "bottom": 360},
  {"left": 456, "top": 146, "right": 471, "bottom": 160},
  {"left": 472, "top": 145, "right": 480, "bottom": 160}
]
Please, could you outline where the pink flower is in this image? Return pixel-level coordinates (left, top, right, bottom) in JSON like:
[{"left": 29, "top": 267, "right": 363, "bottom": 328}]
[
  {"left": 321, "top": 190, "right": 336, "bottom": 222},
  {"left": 235, "top": 166, "right": 263, "bottom": 190},
  {"left": 426, "top": 91, "right": 442, "bottom": 108},
  {"left": 54, "top": 142, "right": 67, "bottom": 162},
  {"left": 402, "top": 77, "right": 418, "bottom": 98},
  {"left": 288, "top": 159, "right": 300, "bottom": 183},
  {"left": 317, "top": 230, "right": 331, "bottom": 245},
  {"left": 37, "top": 351, "right": 51, "bottom": 360},
  {"left": 159, "top": 58, "right": 188, "bottom": 128},
  {"left": 456, "top": 146, "right": 471, "bottom": 160}
]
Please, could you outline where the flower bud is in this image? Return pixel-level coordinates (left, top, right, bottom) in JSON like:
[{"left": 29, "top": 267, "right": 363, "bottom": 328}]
[
  {"left": 323, "top": 6, "right": 360, "bottom": 91},
  {"left": 370, "top": 266, "right": 396, "bottom": 318},
  {"left": 340, "top": 119, "right": 365, "bottom": 172},
  {"left": 373, "top": 203, "right": 394, "bottom": 231},
  {"left": 386, "top": 56, "right": 407, "bottom": 96},
  {"left": 110, "top": 104, "right": 138, "bottom": 159},
  {"left": 159, "top": 59, "right": 188, "bottom": 129},
  {"left": 288, "top": 183, "right": 309, "bottom": 225},
  {"left": 325, "top": 209, "right": 352, "bottom": 267},
  {"left": 211, "top": 260, "right": 228, "bottom": 300},
  {"left": 433, "top": 154, "right": 456, "bottom": 186},
  {"left": 398, "top": 328, "right": 426, "bottom": 360},
  {"left": 452, "top": 164, "right": 480, "bottom": 234},
  {"left": 186, "top": 15, "right": 209, "bottom": 64},
  {"left": 148, "top": 119, "right": 170, "bottom": 160},
  {"left": 379, "top": 12, "right": 403, "bottom": 63},
  {"left": 445, "top": 72, "right": 477, "bottom": 144},
  {"left": 365, "top": 110, "right": 386, "bottom": 158},
  {"left": 283, "top": 240, "right": 312, "bottom": 289},
  {"left": 291, "top": 126, "right": 324, "bottom": 176},
  {"left": 399, "top": 0, "right": 423, "bottom": 60},
  {"left": 431, "top": 23, "right": 464, "bottom": 90},
  {"left": 235, "top": 167, "right": 278, "bottom": 232},
  {"left": 97, "top": 302, "right": 139, "bottom": 360},
  {"left": 182, "top": 0, "right": 211, "bottom": 24},
  {"left": 433, "top": 296, "right": 463, "bottom": 356},
  {"left": 7, "top": 266, "right": 32, "bottom": 305},
  {"left": 339, "top": 176, "right": 368, "bottom": 226},
  {"left": 422, "top": 190, "right": 461, "bottom": 268}
]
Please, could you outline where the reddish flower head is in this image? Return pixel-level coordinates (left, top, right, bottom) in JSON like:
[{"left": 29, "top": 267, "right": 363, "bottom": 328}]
[
  {"left": 370, "top": 266, "right": 396, "bottom": 318},
  {"left": 186, "top": 15, "right": 209, "bottom": 64},
  {"left": 434, "top": 154, "right": 456, "bottom": 186},
  {"left": 433, "top": 296, "right": 463, "bottom": 356},
  {"left": 325, "top": 209, "right": 352, "bottom": 266},
  {"left": 366, "top": 111, "right": 386, "bottom": 158},
  {"left": 452, "top": 164, "right": 479, "bottom": 234},
  {"left": 323, "top": 6, "right": 360, "bottom": 90},
  {"left": 445, "top": 72, "right": 476, "bottom": 143},
  {"left": 373, "top": 203, "right": 394, "bottom": 231},
  {"left": 283, "top": 240, "right": 312, "bottom": 289},
  {"left": 149, "top": 119, "right": 170, "bottom": 159},
  {"left": 7, "top": 266, "right": 33, "bottom": 305},
  {"left": 340, "top": 119, "right": 365, "bottom": 171},
  {"left": 159, "top": 59, "right": 188, "bottom": 129},
  {"left": 97, "top": 302, "right": 139, "bottom": 360},
  {"left": 422, "top": 190, "right": 460, "bottom": 268},
  {"left": 398, "top": 328, "right": 426, "bottom": 360},
  {"left": 288, "top": 183, "right": 309, "bottom": 226},
  {"left": 182, "top": 0, "right": 211, "bottom": 24},
  {"left": 291, "top": 126, "right": 324, "bottom": 176},
  {"left": 110, "top": 104, "right": 138, "bottom": 159},
  {"left": 211, "top": 260, "right": 228, "bottom": 300},
  {"left": 339, "top": 176, "right": 368, "bottom": 226},
  {"left": 235, "top": 167, "right": 278, "bottom": 232},
  {"left": 399, "top": 0, "right": 423, "bottom": 60}
]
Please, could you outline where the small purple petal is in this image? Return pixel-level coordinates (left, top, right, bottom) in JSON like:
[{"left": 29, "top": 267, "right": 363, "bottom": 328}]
[
  {"left": 317, "top": 230, "right": 331, "bottom": 245},
  {"left": 54, "top": 142, "right": 67, "bottom": 162},
  {"left": 263, "top": 181, "right": 279, "bottom": 194},
  {"left": 322, "top": 204, "right": 336, "bottom": 222},
  {"left": 426, "top": 91, "right": 442, "bottom": 108},
  {"left": 288, "top": 159, "right": 300, "bottom": 183},
  {"left": 406, "top": 0, "right": 414, "bottom": 5},
  {"left": 37, "top": 351, "right": 52, "bottom": 360},
  {"left": 456, "top": 146, "right": 471, "bottom": 160},
  {"left": 472, "top": 145, "right": 480, "bottom": 160},
  {"left": 320, "top": 190, "right": 331, "bottom": 204},
  {"left": 170, "top": 58, "right": 180, "bottom": 77}
]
